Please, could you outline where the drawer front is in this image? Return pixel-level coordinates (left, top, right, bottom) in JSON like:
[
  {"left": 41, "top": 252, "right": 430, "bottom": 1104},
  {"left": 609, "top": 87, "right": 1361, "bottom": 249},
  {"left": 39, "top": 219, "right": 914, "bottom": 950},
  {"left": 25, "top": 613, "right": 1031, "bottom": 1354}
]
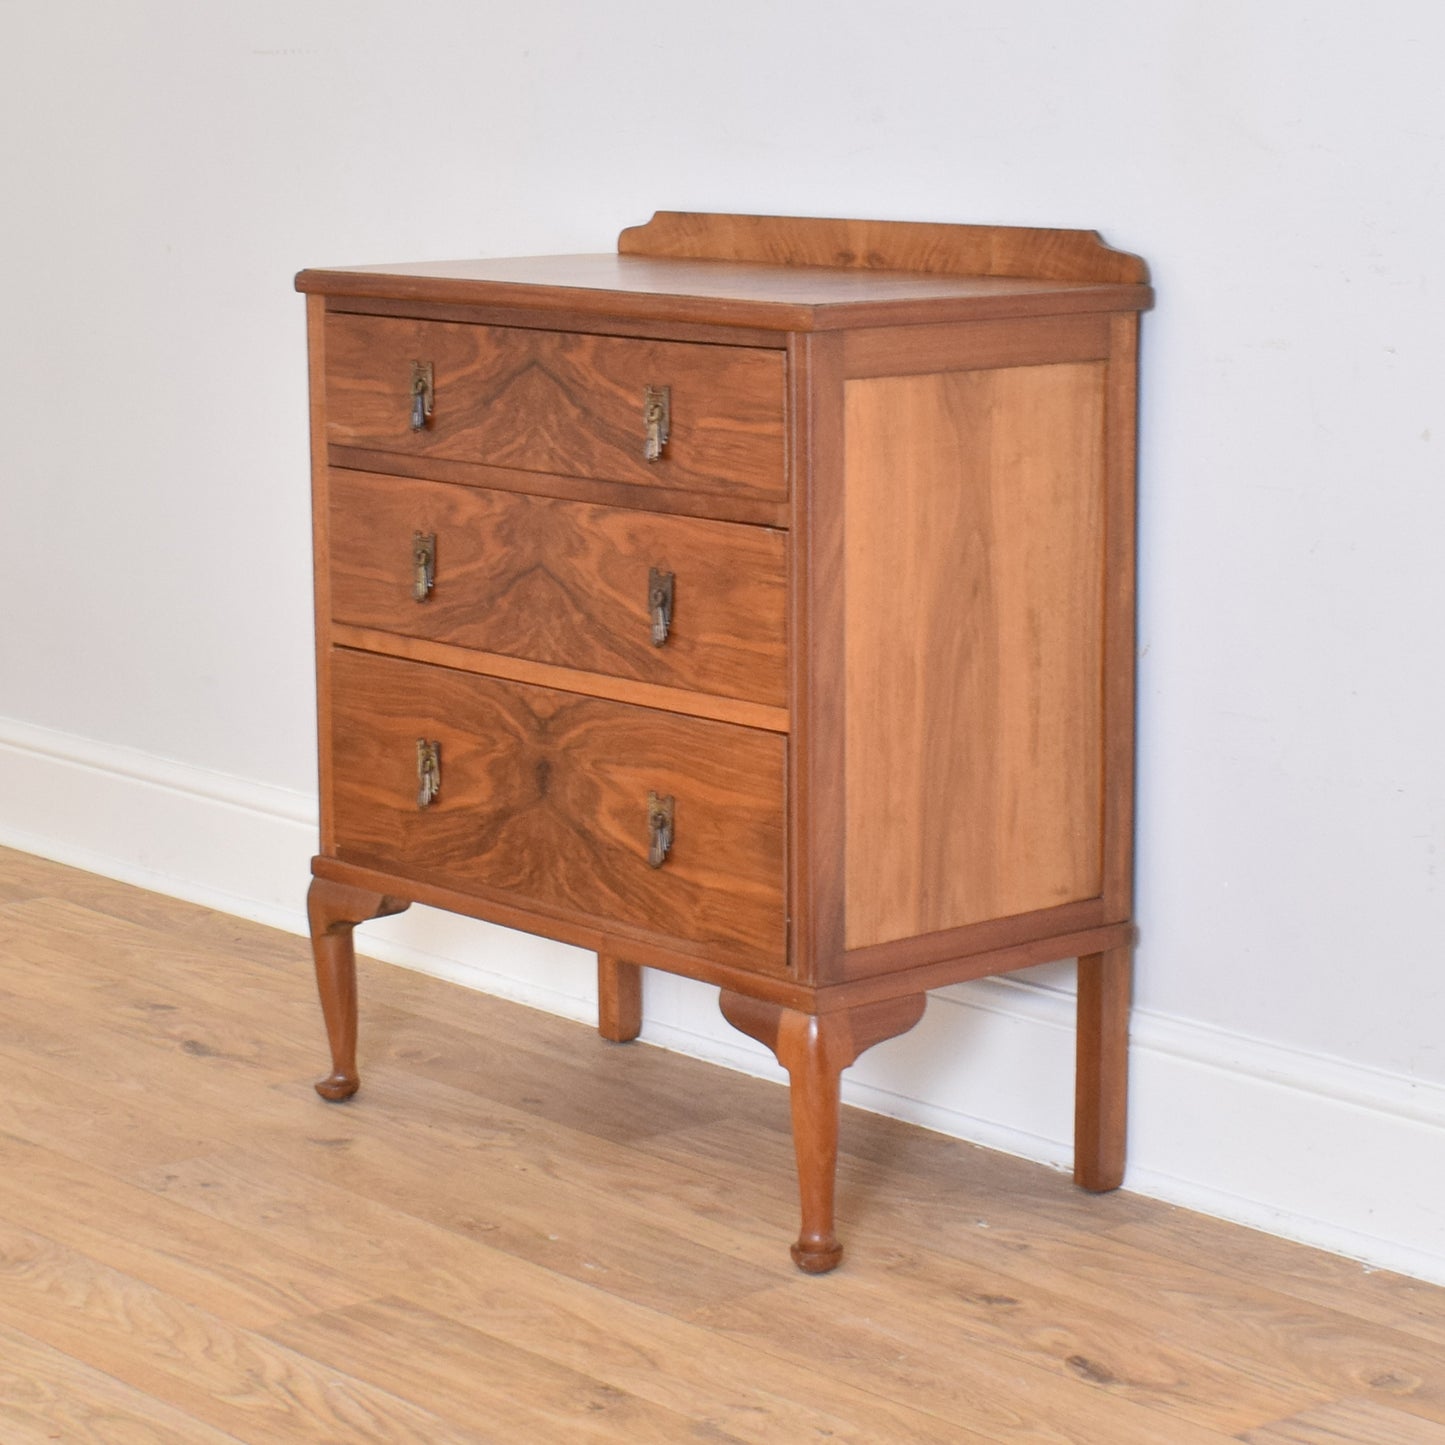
[
  {"left": 328, "top": 471, "right": 788, "bottom": 707},
  {"left": 329, "top": 650, "right": 788, "bottom": 972},
  {"left": 324, "top": 314, "right": 786, "bottom": 500}
]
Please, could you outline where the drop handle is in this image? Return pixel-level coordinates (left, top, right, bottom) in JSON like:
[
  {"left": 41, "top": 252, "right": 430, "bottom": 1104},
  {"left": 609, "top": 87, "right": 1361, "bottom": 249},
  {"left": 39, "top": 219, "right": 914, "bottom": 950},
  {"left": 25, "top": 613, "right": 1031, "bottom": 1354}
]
[
  {"left": 412, "top": 531, "right": 436, "bottom": 602},
  {"left": 416, "top": 739, "right": 441, "bottom": 809},
  {"left": 410, "top": 361, "right": 434, "bottom": 431},
  {"left": 648, "top": 567, "right": 674, "bottom": 647},
  {"left": 647, "top": 791, "right": 674, "bottom": 868},
  {"left": 643, "top": 384, "right": 670, "bottom": 462}
]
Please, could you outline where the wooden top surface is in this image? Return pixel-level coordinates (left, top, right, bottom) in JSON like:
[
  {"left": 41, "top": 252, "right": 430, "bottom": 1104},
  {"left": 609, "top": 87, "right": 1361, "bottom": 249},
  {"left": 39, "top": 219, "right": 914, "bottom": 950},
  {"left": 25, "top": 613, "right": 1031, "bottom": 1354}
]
[
  {"left": 296, "top": 255, "right": 1150, "bottom": 330},
  {"left": 297, "top": 212, "right": 1152, "bottom": 331}
]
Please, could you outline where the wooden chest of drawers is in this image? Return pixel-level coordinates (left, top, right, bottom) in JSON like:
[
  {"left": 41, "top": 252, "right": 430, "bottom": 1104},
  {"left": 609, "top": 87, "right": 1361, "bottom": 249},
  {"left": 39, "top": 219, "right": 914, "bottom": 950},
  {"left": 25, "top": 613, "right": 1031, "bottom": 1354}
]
[{"left": 297, "top": 212, "right": 1152, "bottom": 1271}]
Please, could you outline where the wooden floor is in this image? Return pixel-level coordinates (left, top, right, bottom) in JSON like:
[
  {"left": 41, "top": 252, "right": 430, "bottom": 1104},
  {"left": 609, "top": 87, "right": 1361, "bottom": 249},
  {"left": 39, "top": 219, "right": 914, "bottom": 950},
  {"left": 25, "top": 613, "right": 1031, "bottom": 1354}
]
[{"left": 2, "top": 849, "right": 1445, "bottom": 1442}]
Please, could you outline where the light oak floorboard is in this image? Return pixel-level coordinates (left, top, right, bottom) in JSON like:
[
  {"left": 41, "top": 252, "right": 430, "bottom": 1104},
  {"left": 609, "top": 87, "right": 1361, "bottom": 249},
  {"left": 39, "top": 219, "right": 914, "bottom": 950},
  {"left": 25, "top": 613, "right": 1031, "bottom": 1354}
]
[
  {"left": 0, "top": 1319, "right": 239, "bottom": 1445},
  {"left": 638, "top": 1115, "right": 1445, "bottom": 1430},
  {"left": 2, "top": 845, "right": 1444, "bottom": 1442},
  {"left": 1107, "top": 1209, "right": 1445, "bottom": 1352},
  {"left": 1239, "top": 1398, "right": 1445, "bottom": 1444}
]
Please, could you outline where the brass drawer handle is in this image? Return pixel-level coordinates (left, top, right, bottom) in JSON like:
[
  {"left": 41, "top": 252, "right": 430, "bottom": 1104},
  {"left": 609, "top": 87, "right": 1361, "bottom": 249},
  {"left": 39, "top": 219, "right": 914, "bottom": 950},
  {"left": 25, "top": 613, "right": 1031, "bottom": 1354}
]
[
  {"left": 412, "top": 531, "right": 436, "bottom": 602},
  {"left": 647, "top": 791, "right": 674, "bottom": 868},
  {"left": 410, "top": 361, "right": 434, "bottom": 431},
  {"left": 643, "top": 385, "right": 670, "bottom": 462},
  {"left": 648, "top": 567, "right": 674, "bottom": 647},
  {"left": 416, "top": 739, "right": 441, "bottom": 808}
]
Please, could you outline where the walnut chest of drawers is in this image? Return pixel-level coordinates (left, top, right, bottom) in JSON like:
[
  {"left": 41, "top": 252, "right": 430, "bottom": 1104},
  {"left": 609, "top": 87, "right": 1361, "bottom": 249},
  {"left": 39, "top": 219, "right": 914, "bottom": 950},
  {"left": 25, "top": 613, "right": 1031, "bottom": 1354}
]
[{"left": 296, "top": 212, "right": 1152, "bottom": 1271}]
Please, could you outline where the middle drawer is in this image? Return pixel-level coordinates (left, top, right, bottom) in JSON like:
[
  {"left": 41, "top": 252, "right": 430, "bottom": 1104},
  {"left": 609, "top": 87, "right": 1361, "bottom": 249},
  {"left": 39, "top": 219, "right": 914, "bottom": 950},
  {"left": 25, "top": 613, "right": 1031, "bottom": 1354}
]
[{"left": 328, "top": 470, "right": 788, "bottom": 708}]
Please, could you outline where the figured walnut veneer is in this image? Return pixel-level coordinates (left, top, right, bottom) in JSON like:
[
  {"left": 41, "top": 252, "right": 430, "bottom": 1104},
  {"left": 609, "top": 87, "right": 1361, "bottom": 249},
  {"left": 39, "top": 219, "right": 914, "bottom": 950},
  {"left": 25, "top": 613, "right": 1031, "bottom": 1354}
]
[
  {"left": 327, "top": 469, "right": 788, "bottom": 707},
  {"left": 324, "top": 313, "right": 786, "bottom": 499}
]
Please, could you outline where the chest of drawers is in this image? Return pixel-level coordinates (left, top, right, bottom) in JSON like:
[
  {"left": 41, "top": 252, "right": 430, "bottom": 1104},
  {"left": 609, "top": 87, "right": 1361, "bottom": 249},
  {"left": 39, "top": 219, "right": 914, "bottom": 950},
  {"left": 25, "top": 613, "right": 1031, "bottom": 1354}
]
[{"left": 297, "top": 212, "right": 1151, "bottom": 1271}]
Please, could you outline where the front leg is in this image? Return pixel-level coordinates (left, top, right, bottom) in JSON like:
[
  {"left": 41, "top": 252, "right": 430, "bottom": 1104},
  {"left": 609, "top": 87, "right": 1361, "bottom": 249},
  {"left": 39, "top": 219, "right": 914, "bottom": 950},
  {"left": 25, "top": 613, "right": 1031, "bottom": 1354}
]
[
  {"left": 720, "top": 990, "right": 926, "bottom": 1272},
  {"left": 306, "top": 875, "right": 409, "bottom": 1101}
]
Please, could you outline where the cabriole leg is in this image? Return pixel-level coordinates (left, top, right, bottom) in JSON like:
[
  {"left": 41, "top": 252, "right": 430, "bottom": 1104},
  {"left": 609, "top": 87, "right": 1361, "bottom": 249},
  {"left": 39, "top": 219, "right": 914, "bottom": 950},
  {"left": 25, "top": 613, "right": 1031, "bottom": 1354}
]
[
  {"left": 306, "top": 875, "right": 408, "bottom": 1101},
  {"left": 720, "top": 990, "right": 926, "bottom": 1273},
  {"left": 1074, "top": 943, "right": 1133, "bottom": 1191}
]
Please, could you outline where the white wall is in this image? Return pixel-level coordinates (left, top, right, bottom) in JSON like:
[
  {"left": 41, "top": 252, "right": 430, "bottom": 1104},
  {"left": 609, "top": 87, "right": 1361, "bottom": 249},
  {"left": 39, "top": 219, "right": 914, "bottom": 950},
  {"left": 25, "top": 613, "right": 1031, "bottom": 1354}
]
[{"left": 4, "top": 1, "right": 1444, "bottom": 1281}]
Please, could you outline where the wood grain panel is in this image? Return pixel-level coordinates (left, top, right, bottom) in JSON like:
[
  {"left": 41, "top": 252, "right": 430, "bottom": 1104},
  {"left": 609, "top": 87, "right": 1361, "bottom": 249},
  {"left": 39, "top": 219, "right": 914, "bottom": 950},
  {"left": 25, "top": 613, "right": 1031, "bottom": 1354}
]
[
  {"left": 300, "top": 258, "right": 1150, "bottom": 332},
  {"left": 328, "top": 470, "right": 788, "bottom": 707},
  {"left": 324, "top": 293, "right": 787, "bottom": 349},
  {"left": 328, "top": 650, "right": 787, "bottom": 972},
  {"left": 836, "top": 896, "right": 1110, "bottom": 981},
  {"left": 788, "top": 331, "right": 848, "bottom": 985},
  {"left": 843, "top": 362, "right": 1107, "bottom": 949},
  {"left": 1102, "top": 312, "right": 1142, "bottom": 918},
  {"left": 329, "top": 625, "right": 788, "bottom": 732},
  {"left": 313, "top": 853, "right": 821, "bottom": 1005},
  {"left": 619, "top": 210, "right": 1150, "bottom": 283},
  {"left": 324, "top": 313, "right": 785, "bottom": 499},
  {"left": 842, "top": 313, "right": 1110, "bottom": 379}
]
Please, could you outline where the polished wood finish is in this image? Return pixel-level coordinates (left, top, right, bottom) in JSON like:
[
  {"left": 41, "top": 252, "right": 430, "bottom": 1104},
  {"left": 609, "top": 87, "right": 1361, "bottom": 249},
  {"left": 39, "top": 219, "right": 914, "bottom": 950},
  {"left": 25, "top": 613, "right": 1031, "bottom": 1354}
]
[
  {"left": 328, "top": 468, "right": 789, "bottom": 707},
  {"left": 313, "top": 851, "right": 1134, "bottom": 1019},
  {"left": 11, "top": 850, "right": 1445, "bottom": 1443},
  {"left": 296, "top": 253, "right": 1152, "bottom": 331},
  {"left": 1075, "top": 943, "right": 1133, "bottom": 1191},
  {"left": 841, "top": 311, "right": 1111, "bottom": 378},
  {"left": 301, "top": 213, "right": 1149, "bottom": 1268},
  {"left": 842, "top": 361, "right": 1107, "bottom": 948},
  {"left": 719, "top": 991, "right": 927, "bottom": 1271},
  {"left": 328, "top": 649, "right": 788, "bottom": 973},
  {"left": 328, "top": 445, "right": 792, "bottom": 528},
  {"left": 597, "top": 954, "right": 643, "bottom": 1043},
  {"left": 325, "top": 290, "right": 789, "bottom": 348},
  {"left": 1103, "top": 312, "right": 1143, "bottom": 917},
  {"left": 620, "top": 209, "right": 1150, "bottom": 284},
  {"left": 305, "top": 877, "right": 408, "bottom": 1100},
  {"left": 306, "top": 294, "right": 338, "bottom": 854},
  {"left": 324, "top": 313, "right": 787, "bottom": 500},
  {"left": 328, "top": 623, "right": 790, "bottom": 733},
  {"left": 784, "top": 331, "right": 848, "bottom": 985}
]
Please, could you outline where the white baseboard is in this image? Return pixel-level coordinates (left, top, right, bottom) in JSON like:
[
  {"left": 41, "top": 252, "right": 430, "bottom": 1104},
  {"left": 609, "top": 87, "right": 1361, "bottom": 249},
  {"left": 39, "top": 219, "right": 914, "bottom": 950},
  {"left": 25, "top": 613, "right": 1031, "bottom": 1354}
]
[
  {"left": 3, "top": 714, "right": 1443, "bottom": 1285},
  {"left": 0, "top": 716, "right": 318, "bottom": 931}
]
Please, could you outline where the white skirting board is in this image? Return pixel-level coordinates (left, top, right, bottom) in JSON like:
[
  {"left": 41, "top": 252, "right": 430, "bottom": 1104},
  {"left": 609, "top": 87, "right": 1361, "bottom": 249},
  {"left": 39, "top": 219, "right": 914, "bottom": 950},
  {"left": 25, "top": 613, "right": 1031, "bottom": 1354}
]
[{"left": 3, "top": 713, "right": 1443, "bottom": 1286}]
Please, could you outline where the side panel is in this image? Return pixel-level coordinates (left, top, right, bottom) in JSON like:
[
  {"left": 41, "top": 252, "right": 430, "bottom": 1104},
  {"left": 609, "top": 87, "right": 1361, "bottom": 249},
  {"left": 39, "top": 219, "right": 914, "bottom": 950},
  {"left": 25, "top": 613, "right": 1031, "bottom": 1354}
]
[{"left": 843, "top": 361, "right": 1108, "bottom": 950}]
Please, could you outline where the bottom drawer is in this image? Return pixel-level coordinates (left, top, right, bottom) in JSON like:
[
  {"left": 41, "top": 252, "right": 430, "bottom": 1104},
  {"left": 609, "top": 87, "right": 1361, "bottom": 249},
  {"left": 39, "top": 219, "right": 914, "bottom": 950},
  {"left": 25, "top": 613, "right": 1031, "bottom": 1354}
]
[{"left": 328, "top": 649, "right": 788, "bottom": 972}]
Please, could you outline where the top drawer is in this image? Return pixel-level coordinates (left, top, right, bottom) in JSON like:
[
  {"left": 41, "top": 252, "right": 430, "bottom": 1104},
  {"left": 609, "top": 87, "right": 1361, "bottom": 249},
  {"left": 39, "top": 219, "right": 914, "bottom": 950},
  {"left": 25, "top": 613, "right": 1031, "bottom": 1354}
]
[{"left": 323, "top": 314, "right": 787, "bottom": 502}]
